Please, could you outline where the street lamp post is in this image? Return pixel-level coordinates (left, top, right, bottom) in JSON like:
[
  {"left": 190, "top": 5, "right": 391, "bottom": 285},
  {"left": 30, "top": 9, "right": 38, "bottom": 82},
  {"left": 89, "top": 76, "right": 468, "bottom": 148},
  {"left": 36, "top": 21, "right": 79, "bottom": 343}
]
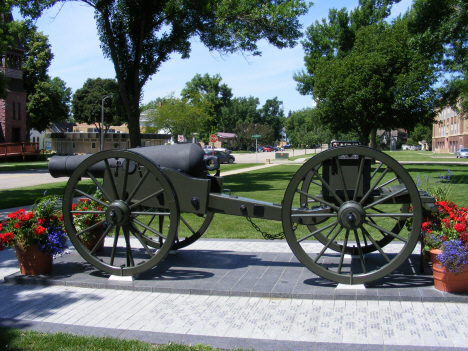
[{"left": 101, "top": 94, "right": 112, "bottom": 151}]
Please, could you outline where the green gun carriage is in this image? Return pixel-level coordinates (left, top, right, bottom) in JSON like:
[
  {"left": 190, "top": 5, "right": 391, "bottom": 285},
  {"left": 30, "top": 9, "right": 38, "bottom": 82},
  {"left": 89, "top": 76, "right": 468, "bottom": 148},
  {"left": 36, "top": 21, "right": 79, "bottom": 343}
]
[{"left": 49, "top": 143, "right": 435, "bottom": 285}]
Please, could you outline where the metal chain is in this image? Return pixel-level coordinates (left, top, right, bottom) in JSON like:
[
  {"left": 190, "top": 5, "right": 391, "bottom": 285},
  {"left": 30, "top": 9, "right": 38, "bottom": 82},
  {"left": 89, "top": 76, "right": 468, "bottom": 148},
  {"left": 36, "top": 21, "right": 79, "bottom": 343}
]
[{"left": 245, "top": 216, "right": 287, "bottom": 240}]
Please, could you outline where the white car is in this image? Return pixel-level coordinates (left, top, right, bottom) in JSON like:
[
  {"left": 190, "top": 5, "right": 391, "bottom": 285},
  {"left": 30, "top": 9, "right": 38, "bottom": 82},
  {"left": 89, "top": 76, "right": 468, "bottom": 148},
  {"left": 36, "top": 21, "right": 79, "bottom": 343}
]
[{"left": 456, "top": 148, "right": 468, "bottom": 158}]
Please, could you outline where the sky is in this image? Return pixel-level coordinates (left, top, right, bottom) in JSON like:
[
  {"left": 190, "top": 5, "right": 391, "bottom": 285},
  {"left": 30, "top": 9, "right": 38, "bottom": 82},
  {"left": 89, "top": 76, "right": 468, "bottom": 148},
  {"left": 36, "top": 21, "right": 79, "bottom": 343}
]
[{"left": 12, "top": 0, "right": 413, "bottom": 115}]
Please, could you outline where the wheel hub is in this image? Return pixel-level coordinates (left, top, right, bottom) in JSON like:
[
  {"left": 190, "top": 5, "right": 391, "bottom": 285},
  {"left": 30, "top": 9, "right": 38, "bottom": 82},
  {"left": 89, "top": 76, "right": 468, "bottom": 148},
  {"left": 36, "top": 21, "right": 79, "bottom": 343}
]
[
  {"left": 106, "top": 200, "right": 131, "bottom": 226},
  {"left": 337, "top": 201, "right": 366, "bottom": 230}
]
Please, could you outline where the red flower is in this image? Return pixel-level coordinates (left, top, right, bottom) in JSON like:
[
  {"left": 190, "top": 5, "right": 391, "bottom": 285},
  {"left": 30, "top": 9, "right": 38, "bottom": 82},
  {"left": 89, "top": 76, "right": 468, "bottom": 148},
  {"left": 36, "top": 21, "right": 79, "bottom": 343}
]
[
  {"left": 422, "top": 221, "right": 432, "bottom": 230},
  {"left": 8, "top": 212, "right": 17, "bottom": 220},
  {"left": 455, "top": 223, "right": 467, "bottom": 233},
  {"left": 72, "top": 203, "right": 77, "bottom": 210},
  {"left": 59, "top": 214, "right": 63, "bottom": 221},
  {"left": 37, "top": 218, "right": 45, "bottom": 224},
  {"left": 50, "top": 215, "right": 57, "bottom": 221},
  {"left": 34, "top": 226, "right": 46, "bottom": 236},
  {"left": 0, "top": 232, "right": 14, "bottom": 243},
  {"left": 460, "top": 232, "right": 468, "bottom": 242},
  {"left": 460, "top": 207, "right": 467, "bottom": 213},
  {"left": 14, "top": 222, "right": 22, "bottom": 229},
  {"left": 441, "top": 235, "right": 447, "bottom": 241},
  {"left": 0, "top": 224, "right": 2, "bottom": 231}
]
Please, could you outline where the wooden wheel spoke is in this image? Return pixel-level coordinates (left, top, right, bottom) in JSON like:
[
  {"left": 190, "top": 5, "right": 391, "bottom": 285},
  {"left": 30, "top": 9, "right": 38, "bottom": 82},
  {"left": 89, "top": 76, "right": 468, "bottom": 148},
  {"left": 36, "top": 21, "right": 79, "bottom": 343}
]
[
  {"left": 140, "top": 214, "right": 157, "bottom": 236},
  {"left": 298, "top": 221, "right": 338, "bottom": 243},
  {"left": 337, "top": 229, "right": 349, "bottom": 273},
  {"left": 363, "top": 186, "right": 408, "bottom": 210},
  {"left": 291, "top": 213, "right": 336, "bottom": 218},
  {"left": 181, "top": 216, "right": 196, "bottom": 234},
  {"left": 371, "top": 162, "right": 383, "bottom": 180},
  {"left": 361, "top": 226, "right": 391, "bottom": 263},
  {"left": 126, "top": 169, "right": 150, "bottom": 203},
  {"left": 104, "top": 159, "right": 120, "bottom": 201},
  {"left": 120, "top": 158, "right": 130, "bottom": 200},
  {"left": 122, "top": 226, "right": 135, "bottom": 267},
  {"left": 314, "top": 225, "right": 343, "bottom": 263},
  {"left": 311, "top": 168, "right": 343, "bottom": 206},
  {"left": 73, "top": 189, "right": 109, "bottom": 208},
  {"left": 76, "top": 219, "right": 107, "bottom": 237},
  {"left": 364, "top": 220, "right": 407, "bottom": 242},
  {"left": 129, "top": 189, "right": 164, "bottom": 210},
  {"left": 367, "top": 212, "right": 413, "bottom": 218},
  {"left": 353, "top": 157, "right": 366, "bottom": 202},
  {"left": 353, "top": 229, "right": 367, "bottom": 273},
  {"left": 71, "top": 210, "right": 105, "bottom": 215},
  {"left": 376, "top": 177, "right": 398, "bottom": 190},
  {"left": 296, "top": 189, "right": 340, "bottom": 211},
  {"left": 128, "top": 224, "right": 155, "bottom": 258},
  {"left": 133, "top": 218, "right": 167, "bottom": 239},
  {"left": 90, "top": 224, "right": 114, "bottom": 255},
  {"left": 110, "top": 226, "right": 121, "bottom": 266},
  {"left": 336, "top": 158, "right": 349, "bottom": 202},
  {"left": 87, "top": 171, "right": 114, "bottom": 202},
  {"left": 131, "top": 211, "right": 171, "bottom": 216},
  {"left": 360, "top": 167, "right": 389, "bottom": 205}
]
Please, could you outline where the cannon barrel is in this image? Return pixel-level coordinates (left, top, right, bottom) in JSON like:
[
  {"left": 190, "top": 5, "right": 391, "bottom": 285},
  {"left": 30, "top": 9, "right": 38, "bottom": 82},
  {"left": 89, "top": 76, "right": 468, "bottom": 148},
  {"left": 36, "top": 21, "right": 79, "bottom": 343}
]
[{"left": 49, "top": 143, "right": 208, "bottom": 178}]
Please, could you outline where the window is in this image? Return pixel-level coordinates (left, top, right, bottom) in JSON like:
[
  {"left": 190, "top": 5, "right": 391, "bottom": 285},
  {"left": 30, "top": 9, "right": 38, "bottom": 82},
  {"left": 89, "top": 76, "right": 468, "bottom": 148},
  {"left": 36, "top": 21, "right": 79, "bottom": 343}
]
[
  {"left": 12, "top": 102, "right": 15, "bottom": 120},
  {"left": 17, "top": 103, "right": 21, "bottom": 120},
  {"left": 113, "top": 142, "right": 119, "bottom": 149},
  {"left": 72, "top": 141, "right": 76, "bottom": 149},
  {"left": 91, "top": 142, "right": 96, "bottom": 149}
]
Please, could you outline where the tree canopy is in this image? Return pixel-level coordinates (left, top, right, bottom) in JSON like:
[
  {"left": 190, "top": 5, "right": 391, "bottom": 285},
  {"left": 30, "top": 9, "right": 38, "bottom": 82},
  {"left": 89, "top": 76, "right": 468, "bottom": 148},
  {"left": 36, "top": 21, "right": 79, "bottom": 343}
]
[
  {"left": 13, "top": 21, "right": 71, "bottom": 133},
  {"left": 17, "top": 0, "right": 309, "bottom": 147},
  {"left": 294, "top": 0, "right": 437, "bottom": 145},
  {"left": 409, "top": 0, "right": 468, "bottom": 115},
  {"left": 181, "top": 73, "right": 232, "bottom": 140},
  {"left": 72, "top": 78, "right": 125, "bottom": 133},
  {"left": 143, "top": 92, "right": 212, "bottom": 142}
]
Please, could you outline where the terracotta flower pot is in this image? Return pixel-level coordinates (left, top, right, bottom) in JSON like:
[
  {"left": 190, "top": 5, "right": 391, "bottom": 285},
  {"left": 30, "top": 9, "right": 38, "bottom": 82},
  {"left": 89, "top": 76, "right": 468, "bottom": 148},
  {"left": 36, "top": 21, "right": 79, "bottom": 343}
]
[
  {"left": 430, "top": 249, "right": 468, "bottom": 293},
  {"left": 81, "top": 228, "right": 106, "bottom": 252},
  {"left": 15, "top": 244, "right": 52, "bottom": 275}
]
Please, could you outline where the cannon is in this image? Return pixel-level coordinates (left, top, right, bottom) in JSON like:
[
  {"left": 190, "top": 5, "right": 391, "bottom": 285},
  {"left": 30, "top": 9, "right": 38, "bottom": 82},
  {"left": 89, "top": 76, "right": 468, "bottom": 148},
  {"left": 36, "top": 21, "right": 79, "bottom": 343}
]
[{"left": 49, "top": 143, "right": 436, "bottom": 284}]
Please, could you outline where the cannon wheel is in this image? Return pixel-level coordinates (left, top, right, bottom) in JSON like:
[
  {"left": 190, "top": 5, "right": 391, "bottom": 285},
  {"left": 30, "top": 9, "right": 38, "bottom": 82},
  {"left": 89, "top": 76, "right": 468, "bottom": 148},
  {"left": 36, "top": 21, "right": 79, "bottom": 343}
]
[
  {"left": 299, "top": 162, "right": 409, "bottom": 255},
  {"left": 282, "top": 146, "right": 422, "bottom": 285},
  {"left": 63, "top": 150, "right": 179, "bottom": 276}
]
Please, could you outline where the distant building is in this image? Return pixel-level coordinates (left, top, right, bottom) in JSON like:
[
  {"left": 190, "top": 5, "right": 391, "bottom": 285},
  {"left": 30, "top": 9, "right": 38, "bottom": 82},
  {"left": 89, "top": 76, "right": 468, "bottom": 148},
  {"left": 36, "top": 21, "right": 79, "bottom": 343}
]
[
  {"left": 0, "top": 12, "right": 27, "bottom": 143},
  {"left": 432, "top": 103, "right": 466, "bottom": 153}
]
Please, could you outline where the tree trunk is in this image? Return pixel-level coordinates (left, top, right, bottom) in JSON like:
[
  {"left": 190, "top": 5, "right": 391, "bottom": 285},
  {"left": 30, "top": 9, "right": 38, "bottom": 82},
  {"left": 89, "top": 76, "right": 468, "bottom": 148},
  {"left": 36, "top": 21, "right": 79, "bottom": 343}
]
[
  {"left": 369, "top": 129, "right": 376, "bottom": 148},
  {"left": 127, "top": 109, "right": 141, "bottom": 148}
]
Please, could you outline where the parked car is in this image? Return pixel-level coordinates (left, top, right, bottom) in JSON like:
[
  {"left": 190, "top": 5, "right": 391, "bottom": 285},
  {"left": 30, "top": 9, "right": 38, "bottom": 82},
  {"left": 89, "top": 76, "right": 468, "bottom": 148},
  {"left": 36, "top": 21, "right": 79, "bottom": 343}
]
[
  {"left": 262, "top": 146, "right": 273, "bottom": 152},
  {"left": 456, "top": 148, "right": 468, "bottom": 158},
  {"left": 204, "top": 150, "right": 235, "bottom": 164},
  {"left": 249, "top": 146, "right": 263, "bottom": 152}
]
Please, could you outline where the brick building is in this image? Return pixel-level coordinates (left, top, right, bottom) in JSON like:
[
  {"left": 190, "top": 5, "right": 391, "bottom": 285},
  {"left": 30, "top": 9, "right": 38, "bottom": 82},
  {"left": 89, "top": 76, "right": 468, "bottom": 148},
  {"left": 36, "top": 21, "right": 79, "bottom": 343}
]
[
  {"left": 0, "top": 13, "right": 27, "bottom": 143},
  {"left": 432, "top": 103, "right": 467, "bottom": 153}
]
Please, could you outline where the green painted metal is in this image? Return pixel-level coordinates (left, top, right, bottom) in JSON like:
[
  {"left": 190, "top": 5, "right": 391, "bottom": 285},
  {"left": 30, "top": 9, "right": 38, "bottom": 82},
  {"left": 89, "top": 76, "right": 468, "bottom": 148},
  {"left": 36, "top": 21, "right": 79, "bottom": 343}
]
[
  {"left": 62, "top": 150, "right": 180, "bottom": 276},
  {"left": 282, "top": 146, "right": 423, "bottom": 285},
  {"left": 275, "top": 152, "right": 289, "bottom": 159}
]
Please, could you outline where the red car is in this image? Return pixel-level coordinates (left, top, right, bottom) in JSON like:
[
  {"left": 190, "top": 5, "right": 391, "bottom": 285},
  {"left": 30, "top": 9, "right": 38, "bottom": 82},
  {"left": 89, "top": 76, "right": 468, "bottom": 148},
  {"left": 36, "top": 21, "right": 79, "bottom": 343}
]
[{"left": 262, "top": 146, "right": 273, "bottom": 152}]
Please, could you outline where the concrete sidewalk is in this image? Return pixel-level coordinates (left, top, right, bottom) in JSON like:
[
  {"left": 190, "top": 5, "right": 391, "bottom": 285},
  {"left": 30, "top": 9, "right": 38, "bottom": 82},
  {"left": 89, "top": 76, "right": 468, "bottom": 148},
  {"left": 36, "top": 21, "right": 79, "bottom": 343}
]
[{"left": 1, "top": 239, "right": 468, "bottom": 350}]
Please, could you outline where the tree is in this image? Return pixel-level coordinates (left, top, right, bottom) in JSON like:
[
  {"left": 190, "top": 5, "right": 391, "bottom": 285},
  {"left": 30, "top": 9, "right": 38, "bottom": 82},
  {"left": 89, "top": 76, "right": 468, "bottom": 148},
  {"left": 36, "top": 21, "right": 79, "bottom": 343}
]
[
  {"left": 181, "top": 73, "right": 232, "bottom": 139},
  {"left": 286, "top": 108, "right": 334, "bottom": 147},
  {"left": 1, "top": 7, "right": 16, "bottom": 99},
  {"left": 259, "top": 97, "right": 285, "bottom": 141},
  {"left": 143, "top": 93, "right": 212, "bottom": 141},
  {"left": 219, "top": 96, "right": 260, "bottom": 132},
  {"left": 233, "top": 122, "right": 274, "bottom": 150},
  {"left": 27, "top": 76, "right": 71, "bottom": 132},
  {"left": 409, "top": 0, "right": 468, "bottom": 115},
  {"left": 72, "top": 78, "right": 125, "bottom": 134},
  {"left": 18, "top": 0, "right": 308, "bottom": 148},
  {"left": 294, "top": 1, "right": 437, "bottom": 145},
  {"left": 410, "top": 123, "right": 432, "bottom": 148},
  {"left": 13, "top": 21, "right": 71, "bottom": 133}
]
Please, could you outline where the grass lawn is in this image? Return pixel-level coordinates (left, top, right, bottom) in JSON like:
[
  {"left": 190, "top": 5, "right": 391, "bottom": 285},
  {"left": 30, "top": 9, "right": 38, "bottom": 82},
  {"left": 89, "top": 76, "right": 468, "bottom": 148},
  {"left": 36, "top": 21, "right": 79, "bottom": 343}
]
[
  {"left": 0, "top": 161, "right": 48, "bottom": 172},
  {"left": 0, "top": 327, "right": 232, "bottom": 351}
]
